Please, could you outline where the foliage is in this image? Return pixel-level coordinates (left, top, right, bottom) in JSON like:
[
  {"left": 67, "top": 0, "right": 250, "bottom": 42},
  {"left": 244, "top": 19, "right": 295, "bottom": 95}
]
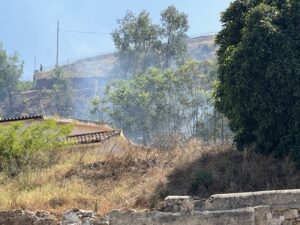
[
  {"left": 49, "top": 66, "right": 74, "bottom": 117},
  {"left": 17, "top": 80, "right": 33, "bottom": 92},
  {"left": 195, "top": 110, "right": 231, "bottom": 143},
  {"left": 112, "top": 11, "right": 161, "bottom": 76},
  {"left": 0, "top": 119, "right": 72, "bottom": 176},
  {"left": 104, "top": 60, "right": 228, "bottom": 144},
  {"left": 112, "top": 6, "right": 189, "bottom": 77},
  {"left": 190, "top": 170, "right": 213, "bottom": 195},
  {"left": 160, "top": 5, "right": 189, "bottom": 68},
  {"left": 103, "top": 5, "right": 231, "bottom": 145},
  {"left": 0, "top": 43, "right": 23, "bottom": 113},
  {"left": 215, "top": 0, "right": 300, "bottom": 162},
  {"left": 89, "top": 96, "right": 108, "bottom": 123}
]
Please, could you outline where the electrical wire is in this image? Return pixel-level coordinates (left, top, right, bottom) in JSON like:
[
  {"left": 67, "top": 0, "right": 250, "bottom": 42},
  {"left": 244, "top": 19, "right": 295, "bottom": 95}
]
[
  {"left": 61, "top": 29, "right": 111, "bottom": 35},
  {"left": 61, "top": 32, "right": 76, "bottom": 56}
]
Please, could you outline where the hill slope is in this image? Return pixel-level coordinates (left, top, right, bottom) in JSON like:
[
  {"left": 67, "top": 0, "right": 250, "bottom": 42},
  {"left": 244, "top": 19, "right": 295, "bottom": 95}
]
[
  {"left": 34, "top": 35, "right": 216, "bottom": 81},
  {"left": 0, "top": 139, "right": 299, "bottom": 216}
]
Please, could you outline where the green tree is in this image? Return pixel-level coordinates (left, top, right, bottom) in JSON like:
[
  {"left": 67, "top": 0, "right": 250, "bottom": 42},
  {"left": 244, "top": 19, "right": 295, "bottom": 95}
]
[
  {"left": 112, "top": 6, "right": 190, "bottom": 76},
  {"left": 160, "top": 5, "right": 189, "bottom": 68},
  {"left": 104, "top": 60, "right": 221, "bottom": 144},
  {"left": 215, "top": 0, "right": 300, "bottom": 162},
  {"left": 112, "top": 11, "right": 161, "bottom": 76},
  {"left": 0, "top": 44, "right": 23, "bottom": 113},
  {"left": 89, "top": 96, "right": 107, "bottom": 122},
  {"left": 49, "top": 66, "right": 73, "bottom": 117}
]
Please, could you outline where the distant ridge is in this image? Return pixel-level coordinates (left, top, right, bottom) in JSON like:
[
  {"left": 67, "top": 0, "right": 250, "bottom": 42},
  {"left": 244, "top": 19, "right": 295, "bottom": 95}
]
[{"left": 34, "top": 35, "right": 216, "bottom": 81}]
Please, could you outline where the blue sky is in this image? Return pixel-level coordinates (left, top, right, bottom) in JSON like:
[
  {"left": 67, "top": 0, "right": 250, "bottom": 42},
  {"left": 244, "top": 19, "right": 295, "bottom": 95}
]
[{"left": 0, "top": 0, "right": 232, "bottom": 80}]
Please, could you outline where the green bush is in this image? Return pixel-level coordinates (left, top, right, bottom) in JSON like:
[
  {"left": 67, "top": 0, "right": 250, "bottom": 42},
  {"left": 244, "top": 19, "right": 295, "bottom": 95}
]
[
  {"left": 0, "top": 119, "right": 72, "bottom": 176},
  {"left": 190, "top": 170, "right": 213, "bottom": 195}
]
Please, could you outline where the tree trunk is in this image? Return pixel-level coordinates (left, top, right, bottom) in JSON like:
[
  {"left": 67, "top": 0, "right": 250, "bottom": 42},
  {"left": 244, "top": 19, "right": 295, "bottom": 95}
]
[
  {"left": 7, "top": 86, "right": 14, "bottom": 114},
  {"left": 221, "top": 115, "right": 224, "bottom": 143}
]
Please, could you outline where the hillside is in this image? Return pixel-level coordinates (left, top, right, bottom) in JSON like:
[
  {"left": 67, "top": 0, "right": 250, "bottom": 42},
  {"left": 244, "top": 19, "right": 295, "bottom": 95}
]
[
  {"left": 34, "top": 35, "right": 216, "bottom": 82},
  {"left": 0, "top": 138, "right": 299, "bottom": 217},
  {"left": 6, "top": 35, "right": 217, "bottom": 118}
]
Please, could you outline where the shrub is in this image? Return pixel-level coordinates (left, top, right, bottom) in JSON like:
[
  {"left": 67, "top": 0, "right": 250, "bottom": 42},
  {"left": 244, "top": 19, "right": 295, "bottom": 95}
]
[
  {"left": 0, "top": 119, "right": 72, "bottom": 176},
  {"left": 190, "top": 170, "right": 213, "bottom": 195}
]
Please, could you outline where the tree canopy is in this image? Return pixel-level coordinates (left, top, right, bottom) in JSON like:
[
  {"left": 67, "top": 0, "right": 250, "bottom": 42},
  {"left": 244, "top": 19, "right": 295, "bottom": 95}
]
[
  {"left": 112, "top": 6, "right": 189, "bottom": 77},
  {"left": 104, "top": 60, "right": 229, "bottom": 144},
  {"left": 98, "top": 6, "right": 231, "bottom": 145},
  {"left": 215, "top": 0, "right": 300, "bottom": 162},
  {"left": 48, "top": 66, "right": 74, "bottom": 117},
  {"left": 0, "top": 44, "right": 23, "bottom": 113}
]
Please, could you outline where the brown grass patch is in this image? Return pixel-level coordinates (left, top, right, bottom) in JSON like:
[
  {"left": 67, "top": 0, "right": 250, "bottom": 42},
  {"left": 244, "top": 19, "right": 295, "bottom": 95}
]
[{"left": 0, "top": 137, "right": 299, "bottom": 216}]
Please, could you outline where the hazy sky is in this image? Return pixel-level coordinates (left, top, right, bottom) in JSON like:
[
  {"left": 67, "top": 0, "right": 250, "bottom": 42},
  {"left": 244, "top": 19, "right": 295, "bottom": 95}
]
[{"left": 0, "top": 0, "right": 232, "bottom": 80}]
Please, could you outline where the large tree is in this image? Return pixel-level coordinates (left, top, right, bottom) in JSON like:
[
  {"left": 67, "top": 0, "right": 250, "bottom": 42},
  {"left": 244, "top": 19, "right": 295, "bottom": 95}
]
[
  {"left": 104, "top": 60, "right": 222, "bottom": 144},
  {"left": 215, "top": 0, "right": 300, "bottom": 162},
  {"left": 112, "top": 6, "right": 189, "bottom": 77},
  {"left": 160, "top": 6, "right": 189, "bottom": 68},
  {"left": 112, "top": 11, "right": 161, "bottom": 76},
  {"left": 0, "top": 44, "right": 23, "bottom": 114}
]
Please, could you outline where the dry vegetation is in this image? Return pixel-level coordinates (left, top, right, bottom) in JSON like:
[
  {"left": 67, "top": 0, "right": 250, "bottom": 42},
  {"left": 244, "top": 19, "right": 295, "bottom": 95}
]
[{"left": 0, "top": 137, "right": 299, "bottom": 217}]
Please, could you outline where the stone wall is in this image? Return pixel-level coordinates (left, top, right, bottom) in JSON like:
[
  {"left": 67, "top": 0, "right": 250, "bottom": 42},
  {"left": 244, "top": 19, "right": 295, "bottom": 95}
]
[
  {"left": 109, "top": 208, "right": 255, "bottom": 225},
  {"left": 108, "top": 189, "right": 300, "bottom": 225},
  {"left": 1, "top": 189, "right": 300, "bottom": 225},
  {"left": 205, "top": 189, "right": 300, "bottom": 210},
  {"left": 0, "top": 210, "right": 56, "bottom": 225}
]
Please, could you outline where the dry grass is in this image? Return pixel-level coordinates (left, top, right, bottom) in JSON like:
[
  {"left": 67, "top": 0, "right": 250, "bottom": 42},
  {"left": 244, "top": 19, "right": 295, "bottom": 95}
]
[
  {"left": 0, "top": 137, "right": 299, "bottom": 217},
  {"left": 0, "top": 137, "right": 166, "bottom": 216}
]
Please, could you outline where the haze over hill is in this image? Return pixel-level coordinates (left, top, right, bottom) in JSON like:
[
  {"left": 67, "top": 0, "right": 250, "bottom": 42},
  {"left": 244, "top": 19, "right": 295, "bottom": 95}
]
[
  {"left": 34, "top": 35, "right": 216, "bottom": 88},
  {"left": 5, "top": 35, "right": 215, "bottom": 123}
]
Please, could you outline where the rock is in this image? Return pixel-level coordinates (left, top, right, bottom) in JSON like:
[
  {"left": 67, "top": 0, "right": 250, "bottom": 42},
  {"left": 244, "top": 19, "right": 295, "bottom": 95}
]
[
  {"left": 0, "top": 209, "right": 57, "bottom": 225},
  {"left": 283, "top": 209, "right": 298, "bottom": 219},
  {"left": 79, "top": 210, "right": 95, "bottom": 218},
  {"left": 94, "top": 218, "right": 109, "bottom": 225},
  {"left": 61, "top": 209, "right": 97, "bottom": 225},
  {"left": 164, "top": 196, "right": 191, "bottom": 205},
  {"left": 81, "top": 217, "right": 95, "bottom": 225},
  {"left": 62, "top": 210, "right": 81, "bottom": 225},
  {"left": 164, "top": 196, "right": 193, "bottom": 213},
  {"left": 180, "top": 199, "right": 194, "bottom": 214},
  {"left": 109, "top": 209, "right": 122, "bottom": 215}
]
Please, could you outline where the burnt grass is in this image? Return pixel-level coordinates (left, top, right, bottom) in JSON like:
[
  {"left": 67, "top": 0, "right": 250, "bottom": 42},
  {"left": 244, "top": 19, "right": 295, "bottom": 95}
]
[{"left": 66, "top": 158, "right": 157, "bottom": 182}]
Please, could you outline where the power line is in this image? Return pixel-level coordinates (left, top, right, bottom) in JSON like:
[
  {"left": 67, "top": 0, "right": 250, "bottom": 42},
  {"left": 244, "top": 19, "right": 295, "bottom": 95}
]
[
  {"left": 61, "top": 32, "right": 76, "bottom": 56},
  {"left": 56, "top": 21, "right": 59, "bottom": 66},
  {"left": 189, "top": 31, "right": 218, "bottom": 38},
  {"left": 61, "top": 29, "right": 111, "bottom": 35}
]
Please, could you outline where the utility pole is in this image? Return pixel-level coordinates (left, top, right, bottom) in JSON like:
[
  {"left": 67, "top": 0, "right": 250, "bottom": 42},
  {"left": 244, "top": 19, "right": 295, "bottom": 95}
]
[{"left": 56, "top": 21, "right": 60, "bottom": 66}]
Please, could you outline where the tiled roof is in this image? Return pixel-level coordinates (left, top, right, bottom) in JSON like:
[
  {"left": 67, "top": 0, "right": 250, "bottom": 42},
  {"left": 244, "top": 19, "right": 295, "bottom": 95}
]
[
  {"left": 67, "top": 130, "right": 121, "bottom": 144},
  {"left": 0, "top": 115, "right": 43, "bottom": 123}
]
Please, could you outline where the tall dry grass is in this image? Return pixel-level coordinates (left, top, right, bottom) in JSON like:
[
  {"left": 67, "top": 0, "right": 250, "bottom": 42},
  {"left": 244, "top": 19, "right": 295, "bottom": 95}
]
[{"left": 0, "top": 137, "right": 299, "bottom": 217}]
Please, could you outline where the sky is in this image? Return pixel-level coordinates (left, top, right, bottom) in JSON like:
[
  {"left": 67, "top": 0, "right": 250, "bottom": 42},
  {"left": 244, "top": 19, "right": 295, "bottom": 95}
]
[{"left": 0, "top": 0, "right": 232, "bottom": 80}]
